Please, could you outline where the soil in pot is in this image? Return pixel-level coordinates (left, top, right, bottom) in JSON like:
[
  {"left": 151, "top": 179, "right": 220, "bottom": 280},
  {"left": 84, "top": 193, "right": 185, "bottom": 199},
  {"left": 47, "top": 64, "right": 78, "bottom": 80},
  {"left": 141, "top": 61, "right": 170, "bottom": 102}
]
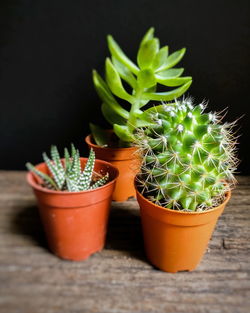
[{"left": 27, "top": 158, "right": 118, "bottom": 261}]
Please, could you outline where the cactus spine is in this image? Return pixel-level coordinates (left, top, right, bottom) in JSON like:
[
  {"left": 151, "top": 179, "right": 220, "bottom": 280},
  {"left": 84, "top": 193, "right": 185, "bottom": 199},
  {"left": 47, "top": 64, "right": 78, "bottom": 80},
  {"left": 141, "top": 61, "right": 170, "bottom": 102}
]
[{"left": 136, "top": 98, "right": 238, "bottom": 211}]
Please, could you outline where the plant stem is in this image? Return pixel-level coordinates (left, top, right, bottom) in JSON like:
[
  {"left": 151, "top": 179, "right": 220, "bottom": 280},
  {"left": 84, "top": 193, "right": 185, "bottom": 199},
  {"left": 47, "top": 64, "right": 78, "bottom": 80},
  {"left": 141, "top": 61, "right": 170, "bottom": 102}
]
[{"left": 128, "top": 87, "right": 143, "bottom": 133}]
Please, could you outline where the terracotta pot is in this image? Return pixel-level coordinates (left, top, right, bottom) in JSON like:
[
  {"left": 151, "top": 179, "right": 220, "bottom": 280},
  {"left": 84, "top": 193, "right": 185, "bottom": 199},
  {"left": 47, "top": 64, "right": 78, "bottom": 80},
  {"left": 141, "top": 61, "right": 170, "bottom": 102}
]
[
  {"left": 85, "top": 134, "right": 140, "bottom": 202},
  {"left": 135, "top": 181, "right": 231, "bottom": 273},
  {"left": 27, "top": 158, "right": 118, "bottom": 261}
]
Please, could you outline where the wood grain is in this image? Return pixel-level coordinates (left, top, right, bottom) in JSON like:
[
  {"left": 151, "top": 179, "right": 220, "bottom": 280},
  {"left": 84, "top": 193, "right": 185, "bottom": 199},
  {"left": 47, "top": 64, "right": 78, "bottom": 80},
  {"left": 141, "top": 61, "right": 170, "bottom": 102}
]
[{"left": 0, "top": 171, "right": 249, "bottom": 313}]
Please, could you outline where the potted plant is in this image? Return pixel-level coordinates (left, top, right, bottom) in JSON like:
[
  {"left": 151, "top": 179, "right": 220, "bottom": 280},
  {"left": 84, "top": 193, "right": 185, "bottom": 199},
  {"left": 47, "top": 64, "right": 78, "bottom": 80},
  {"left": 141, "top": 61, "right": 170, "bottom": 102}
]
[
  {"left": 134, "top": 98, "right": 238, "bottom": 272},
  {"left": 86, "top": 27, "right": 192, "bottom": 201},
  {"left": 26, "top": 144, "right": 118, "bottom": 261}
]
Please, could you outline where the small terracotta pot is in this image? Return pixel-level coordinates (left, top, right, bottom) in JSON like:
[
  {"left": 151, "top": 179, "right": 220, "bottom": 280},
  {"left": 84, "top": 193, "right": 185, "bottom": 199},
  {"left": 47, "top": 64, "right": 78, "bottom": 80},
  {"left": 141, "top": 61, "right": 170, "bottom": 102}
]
[
  {"left": 27, "top": 158, "right": 118, "bottom": 261},
  {"left": 85, "top": 134, "right": 140, "bottom": 202},
  {"left": 135, "top": 181, "right": 231, "bottom": 273}
]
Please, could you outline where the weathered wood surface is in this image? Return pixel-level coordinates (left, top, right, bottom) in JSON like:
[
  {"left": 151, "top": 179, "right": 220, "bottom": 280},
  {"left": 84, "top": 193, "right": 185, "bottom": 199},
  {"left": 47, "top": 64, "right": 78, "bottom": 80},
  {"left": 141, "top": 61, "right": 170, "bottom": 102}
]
[{"left": 0, "top": 171, "right": 249, "bottom": 313}]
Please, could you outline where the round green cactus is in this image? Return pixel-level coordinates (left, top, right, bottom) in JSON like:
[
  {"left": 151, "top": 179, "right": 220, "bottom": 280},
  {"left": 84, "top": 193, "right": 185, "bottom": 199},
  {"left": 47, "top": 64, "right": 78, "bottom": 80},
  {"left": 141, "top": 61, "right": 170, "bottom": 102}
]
[{"left": 135, "top": 98, "right": 238, "bottom": 211}]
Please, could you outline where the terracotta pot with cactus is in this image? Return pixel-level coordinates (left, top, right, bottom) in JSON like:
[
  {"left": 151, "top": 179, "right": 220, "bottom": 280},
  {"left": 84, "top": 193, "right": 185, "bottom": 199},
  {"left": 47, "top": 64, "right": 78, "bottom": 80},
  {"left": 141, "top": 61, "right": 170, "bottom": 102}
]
[{"left": 134, "top": 98, "right": 238, "bottom": 272}]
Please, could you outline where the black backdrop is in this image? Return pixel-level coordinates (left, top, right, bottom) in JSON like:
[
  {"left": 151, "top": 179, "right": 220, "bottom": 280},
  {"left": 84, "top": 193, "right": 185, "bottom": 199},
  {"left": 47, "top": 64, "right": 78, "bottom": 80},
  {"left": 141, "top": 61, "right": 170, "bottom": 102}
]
[{"left": 0, "top": 0, "right": 249, "bottom": 173}]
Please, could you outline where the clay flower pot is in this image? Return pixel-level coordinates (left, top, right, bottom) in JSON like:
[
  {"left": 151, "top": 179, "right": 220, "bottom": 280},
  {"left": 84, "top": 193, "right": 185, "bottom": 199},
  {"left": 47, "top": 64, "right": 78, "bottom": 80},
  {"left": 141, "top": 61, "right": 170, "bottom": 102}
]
[
  {"left": 135, "top": 181, "right": 231, "bottom": 273},
  {"left": 85, "top": 134, "right": 140, "bottom": 202},
  {"left": 27, "top": 158, "right": 118, "bottom": 261}
]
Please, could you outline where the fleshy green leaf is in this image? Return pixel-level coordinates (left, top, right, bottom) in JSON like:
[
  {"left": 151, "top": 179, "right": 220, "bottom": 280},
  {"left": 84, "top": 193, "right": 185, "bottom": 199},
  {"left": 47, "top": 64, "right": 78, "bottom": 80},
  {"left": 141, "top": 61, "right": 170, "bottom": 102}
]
[
  {"left": 105, "top": 58, "right": 135, "bottom": 104},
  {"left": 137, "top": 38, "right": 159, "bottom": 69},
  {"left": 137, "top": 69, "right": 156, "bottom": 89},
  {"left": 79, "top": 148, "right": 95, "bottom": 190},
  {"left": 64, "top": 148, "right": 71, "bottom": 173},
  {"left": 139, "top": 85, "right": 156, "bottom": 108},
  {"left": 26, "top": 162, "right": 58, "bottom": 190},
  {"left": 156, "top": 76, "right": 192, "bottom": 87},
  {"left": 155, "top": 68, "right": 184, "bottom": 78},
  {"left": 42, "top": 152, "right": 63, "bottom": 189},
  {"left": 51, "top": 145, "right": 65, "bottom": 183},
  {"left": 90, "top": 173, "right": 109, "bottom": 189},
  {"left": 140, "top": 27, "right": 155, "bottom": 46},
  {"left": 112, "top": 56, "right": 137, "bottom": 89},
  {"left": 101, "top": 103, "right": 127, "bottom": 126},
  {"left": 93, "top": 70, "right": 129, "bottom": 119},
  {"left": 155, "top": 48, "right": 186, "bottom": 72},
  {"left": 135, "top": 119, "right": 155, "bottom": 127},
  {"left": 152, "top": 46, "right": 169, "bottom": 71},
  {"left": 71, "top": 143, "right": 76, "bottom": 158},
  {"left": 107, "top": 35, "right": 139, "bottom": 75},
  {"left": 66, "top": 177, "right": 78, "bottom": 192},
  {"left": 89, "top": 123, "right": 109, "bottom": 147},
  {"left": 67, "top": 149, "right": 81, "bottom": 188},
  {"left": 113, "top": 124, "right": 135, "bottom": 142},
  {"left": 141, "top": 80, "right": 192, "bottom": 101}
]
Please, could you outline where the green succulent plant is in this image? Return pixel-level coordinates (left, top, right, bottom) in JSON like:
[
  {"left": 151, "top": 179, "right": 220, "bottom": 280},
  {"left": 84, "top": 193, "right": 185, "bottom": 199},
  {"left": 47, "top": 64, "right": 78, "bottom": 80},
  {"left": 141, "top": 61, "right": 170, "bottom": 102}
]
[
  {"left": 26, "top": 144, "right": 109, "bottom": 192},
  {"left": 135, "top": 98, "right": 238, "bottom": 211},
  {"left": 91, "top": 27, "right": 192, "bottom": 146}
]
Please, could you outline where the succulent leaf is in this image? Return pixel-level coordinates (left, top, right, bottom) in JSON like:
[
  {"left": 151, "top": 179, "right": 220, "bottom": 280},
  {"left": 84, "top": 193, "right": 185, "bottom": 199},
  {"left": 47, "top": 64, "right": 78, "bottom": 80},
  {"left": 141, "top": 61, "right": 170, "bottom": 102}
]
[
  {"left": 112, "top": 57, "right": 137, "bottom": 89},
  {"left": 101, "top": 102, "right": 127, "bottom": 126},
  {"left": 51, "top": 145, "right": 65, "bottom": 183},
  {"left": 142, "top": 81, "right": 192, "bottom": 101},
  {"left": 68, "top": 149, "right": 81, "bottom": 186},
  {"left": 113, "top": 124, "right": 135, "bottom": 142},
  {"left": 93, "top": 70, "right": 129, "bottom": 119},
  {"left": 107, "top": 35, "right": 139, "bottom": 75},
  {"left": 26, "top": 145, "right": 109, "bottom": 192},
  {"left": 26, "top": 162, "right": 58, "bottom": 190},
  {"left": 137, "top": 38, "right": 159, "bottom": 69},
  {"left": 152, "top": 46, "right": 169, "bottom": 71},
  {"left": 137, "top": 69, "right": 156, "bottom": 89},
  {"left": 92, "top": 28, "right": 192, "bottom": 145},
  {"left": 64, "top": 148, "right": 71, "bottom": 173},
  {"left": 90, "top": 173, "right": 109, "bottom": 189},
  {"left": 156, "top": 76, "right": 192, "bottom": 87},
  {"left": 42, "top": 152, "right": 64, "bottom": 189},
  {"left": 156, "top": 48, "right": 186, "bottom": 72},
  {"left": 79, "top": 148, "right": 95, "bottom": 190},
  {"left": 89, "top": 123, "right": 110, "bottom": 147},
  {"left": 140, "top": 27, "right": 155, "bottom": 46},
  {"left": 105, "top": 58, "right": 135, "bottom": 104},
  {"left": 156, "top": 68, "right": 184, "bottom": 79}
]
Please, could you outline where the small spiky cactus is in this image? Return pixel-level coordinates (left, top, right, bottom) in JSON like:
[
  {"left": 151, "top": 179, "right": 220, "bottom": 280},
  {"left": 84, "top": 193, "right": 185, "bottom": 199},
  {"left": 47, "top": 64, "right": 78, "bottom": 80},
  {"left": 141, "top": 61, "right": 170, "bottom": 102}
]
[
  {"left": 26, "top": 144, "right": 109, "bottom": 192},
  {"left": 135, "top": 98, "right": 238, "bottom": 211}
]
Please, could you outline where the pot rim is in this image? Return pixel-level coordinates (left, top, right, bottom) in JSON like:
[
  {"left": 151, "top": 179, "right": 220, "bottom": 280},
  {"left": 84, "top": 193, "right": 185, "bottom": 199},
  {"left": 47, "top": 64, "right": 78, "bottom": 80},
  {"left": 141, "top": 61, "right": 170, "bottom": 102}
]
[
  {"left": 85, "top": 134, "right": 138, "bottom": 152},
  {"left": 27, "top": 157, "right": 119, "bottom": 195},
  {"left": 134, "top": 178, "right": 231, "bottom": 215}
]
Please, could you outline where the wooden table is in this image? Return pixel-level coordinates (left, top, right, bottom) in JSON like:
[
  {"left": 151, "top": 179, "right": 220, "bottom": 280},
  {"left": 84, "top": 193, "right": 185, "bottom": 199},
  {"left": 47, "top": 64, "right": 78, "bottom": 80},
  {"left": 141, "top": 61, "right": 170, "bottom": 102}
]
[{"left": 0, "top": 172, "right": 249, "bottom": 313}]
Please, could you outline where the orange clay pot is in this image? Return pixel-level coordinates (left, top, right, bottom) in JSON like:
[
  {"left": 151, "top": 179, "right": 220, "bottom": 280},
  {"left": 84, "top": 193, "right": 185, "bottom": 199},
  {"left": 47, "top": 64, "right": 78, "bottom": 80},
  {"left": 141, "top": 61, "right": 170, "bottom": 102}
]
[
  {"left": 27, "top": 158, "right": 118, "bottom": 261},
  {"left": 85, "top": 134, "right": 140, "bottom": 202},
  {"left": 135, "top": 182, "right": 231, "bottom": 273}
]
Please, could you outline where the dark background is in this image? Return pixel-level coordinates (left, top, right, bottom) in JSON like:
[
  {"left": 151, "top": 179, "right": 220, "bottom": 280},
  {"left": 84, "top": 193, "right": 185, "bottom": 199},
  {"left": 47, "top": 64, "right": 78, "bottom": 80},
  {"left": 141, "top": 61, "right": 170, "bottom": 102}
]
[{"left": 0, "top": 0, "right": 249, "bottom": 173}]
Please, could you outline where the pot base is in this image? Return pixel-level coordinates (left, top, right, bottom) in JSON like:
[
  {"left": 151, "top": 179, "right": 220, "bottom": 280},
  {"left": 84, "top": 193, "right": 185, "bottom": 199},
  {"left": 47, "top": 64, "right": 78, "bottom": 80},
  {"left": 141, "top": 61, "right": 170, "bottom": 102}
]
[
  {"left": 136, "top": 183, "right": 231, "bottom": 273},
  {"left": 52, "top": 244, "right": 104, "bottom": 261}
]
